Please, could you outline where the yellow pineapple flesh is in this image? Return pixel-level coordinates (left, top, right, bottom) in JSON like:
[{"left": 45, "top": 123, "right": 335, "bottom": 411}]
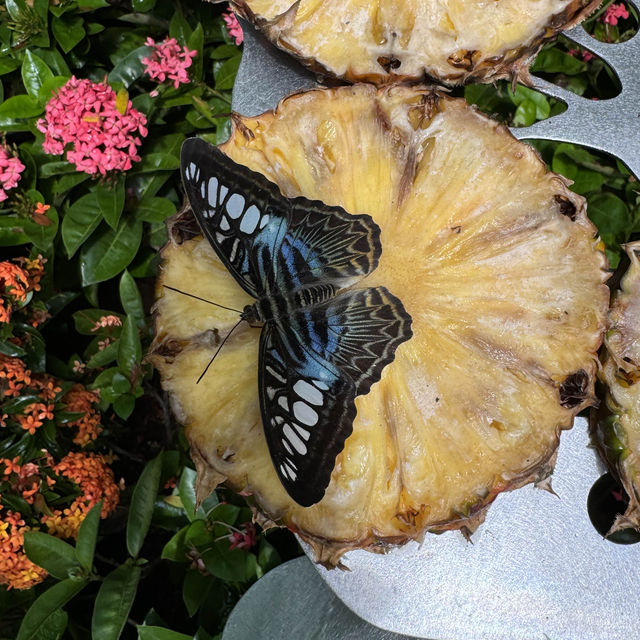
[
  {"left": 151, "top": 84, "right": 608, "bottom": 566},
  {"left": 593, "top": 242, "right": 640, "bottom": 532},
  {"left": 232, "top": 0, "right": 602, "bottom": 85}
]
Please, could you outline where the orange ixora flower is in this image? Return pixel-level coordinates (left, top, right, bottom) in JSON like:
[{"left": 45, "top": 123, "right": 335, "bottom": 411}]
[
  {"left": 0, "top": 355, "right": 31, "bottom": 398},
  {"left": 34, "top": 202, "right": 50, "bottom": 215},
  {"left": 0, "top": 508, "right": 48, "bottom": 590},
  {"left": 61, "top": 385, "right": 102, "bottom": 446},
  {"left": 31, "top": 373, "right": 62, "bottom": 401},
  {"left": 42, "top": 452, "right": 119, "bottom": 539}
]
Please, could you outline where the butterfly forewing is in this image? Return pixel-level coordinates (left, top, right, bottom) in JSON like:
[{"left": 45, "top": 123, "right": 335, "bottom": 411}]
[
  {"left": 259, "top": 286, "right": 412, "bottom": 506},
  {"left": 180, "top": 138, "right": 381, "bottom": 298}
]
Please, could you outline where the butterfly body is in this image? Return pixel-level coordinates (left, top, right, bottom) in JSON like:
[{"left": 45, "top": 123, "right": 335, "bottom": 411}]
[{"left": 181, "top": 138, "right": 412, "bottom": 506}]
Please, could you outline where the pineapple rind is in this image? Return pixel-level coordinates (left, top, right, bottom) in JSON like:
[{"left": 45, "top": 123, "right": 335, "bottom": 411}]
[
  {"left": 593, "top": 242, "right": 640, "bottom": 532},
  {"left": 232, "top": 0, "right": 602, "bottom": 85},
  {"left": 151, "top": 85, "right": 608, "bottom": 565}
]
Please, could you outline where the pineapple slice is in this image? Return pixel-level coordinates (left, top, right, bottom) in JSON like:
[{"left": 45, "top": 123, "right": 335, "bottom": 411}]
[
  {"left": 232, "top": 0, "right": 601, "bottom": 85},
  {"left": 151, "top": 85, "right": 608, "bottom": 566},
  {"left": 593, "top": 242, "right": 640, "bottom": 533}
]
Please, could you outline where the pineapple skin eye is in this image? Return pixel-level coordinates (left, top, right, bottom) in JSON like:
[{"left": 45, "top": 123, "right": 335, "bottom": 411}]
[{"left": 151, "top": 85, "right": 609, "bottom": 567}]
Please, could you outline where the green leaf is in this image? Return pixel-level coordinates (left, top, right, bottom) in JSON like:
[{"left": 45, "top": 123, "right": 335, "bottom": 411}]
[
  {"left": 117, "top": 315, "right": 142, "bottom": 374},
  {"left": 62, "top": 193, "right": 102, "bottom": 258},
  {"left": 187, "top": 23, "right": 204, "bottom": 82},
  {"left": 213, "top": 55, "right": 241, "bottom": 91},
  {"left": 95, "top": 178, "right": 126, "bottom": 229},
  {"left": 17, "top": 578, "right": 87, "bottom": 640},
  {"left": 178, "top": 467, "right": 198, "bottom": 521},
  {"left": 182, "top": 570, "right": 211, "bottom": 617},
  {"left": 132, "top": 153, "right": 180, "bottom": 173},
  {"left": 108, "top": 45, "right": 152, "bottom": 88},
  {"left": 119, "top": 270, "right": 145, "bottom": 326},
  {"left": 23, "top": 206, "right": 59, "bottom": 251},
  {"left": 161, "top": 525, "right": 190, "bottom": 561},
  {"left": 0, "top": 216, "right": 29, "bottom": 246},
  {"left": 40, "top": 161, "right": 76, "bottom": 177},
  {"left": 51, "top": 14, "right": 85, "bottom": 53},
  {"left": 0, "top": 95, "right": 43, "bottom": 119},
  {"left": 92, "top": 563, "right": 141, "bottom": 640},
  {"left": 21, "top": 51, "right": 54, "bottom": 100},
  {"left": 23, "top": 532, "right": 78, "bottom": 580},
  {"left": 169, "top": 11, "right": 192, "bottom": 45},
  {"left": 113, "top": 393, "right": 135, "bottom": 419},
  {"left": 532, "top": 48, "right": 587, "bottom": 75},
  {"left": 132, "top": 0, "right": 157, "bottom": 11},
  {"left": 127, "top": 455, "right": 162, "bottom": 557},
  {"left": 201, "top": 541, "right": 247, "bottom": 582},
  {"left": 137, "top": 628, "right": 191, "bottom": 640},
  {"left": 87, "top": 340, "right": 119, "bottom": 369},
  {"left": 587, "top": 192, "right": 630, "bottom": 238},
  {"left": 257, "top": 539, "right": 281, "bottom": 575},
  {"left": 38, "top": 75, "right": 69, "bottom": 105},
  {"left": 210, "top": 44, "right": 239, "bottom": 60},
  {"left": 5, "top": 0, "right": 25, "bottom": 22},
  {"left": 0, "top": 57, "right": 21, "bottom": 76},
  {"left": 32, "top": 609, "right": 67, "bottom": 640},
  {"left": 80, "top": 217, "right": 143, "bottom": 286},
  {"left": 111, "top": 371, "right": 131, "bottom": 394},
  {"left": 75, "top": 502, "right": 102, "bottom": 571}
]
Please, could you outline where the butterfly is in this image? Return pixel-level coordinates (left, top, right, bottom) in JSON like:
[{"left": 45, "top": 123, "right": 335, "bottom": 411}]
[{"left": 180, "top": 137, "right": 412, "bottom": 507}]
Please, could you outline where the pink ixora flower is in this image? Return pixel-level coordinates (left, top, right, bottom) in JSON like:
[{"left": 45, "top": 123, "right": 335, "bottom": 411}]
[
  {"left": 0, "top": 147, "right": 25, "bottom": 203},
  {"left": 36, "top": 77, "right": 147, "bottom": 176},
  {"left": 601, "top": 2, "right": 629, "bottom": 25},
  {"left": 223, "top": 9, "right": 243, "bottom": 46},
  {"left": 142, "top": 37, "right": 197, "bottom": 89},
  {"left": 228, "top": 522, "right": 257, "bottom": 550}
]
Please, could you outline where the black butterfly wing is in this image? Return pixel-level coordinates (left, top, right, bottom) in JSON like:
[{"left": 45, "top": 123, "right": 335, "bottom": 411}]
[
  {"left": 260, "top": 287, "right": 412, "bottom": 506},
  {"left": 180, "top": 137, "right": 381, "bottom": 298}
]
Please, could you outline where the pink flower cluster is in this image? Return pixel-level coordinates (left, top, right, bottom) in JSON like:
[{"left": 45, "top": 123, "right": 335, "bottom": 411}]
[
  {"left": 602, "top": 2, "right": 629, "bottom": 25},
  {"left": 567, "top": 48, "right": 595, "bottom": 62},
  {"left": 223, "top": 10, "right": 243, "bottom": 46},
  {"left": 0, "top": 148, "right": 25, "bottom": 203},
  {"left": 142, "top": 37, "right": 197, "bottom": 89},
  {"left": 37, "top": 77, "right": 148, "bottom": 175}
]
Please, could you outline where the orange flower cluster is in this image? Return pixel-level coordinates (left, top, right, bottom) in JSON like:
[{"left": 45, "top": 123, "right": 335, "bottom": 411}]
[
  {"left": 0, "top": 507, "right": 48, "bottom": 590},
  {"left": 0, "top": 354, "right": 31, "bottom": 398},
  {"left": 91, "top": 315, "right": 122, "bottom": 331},
  {"left": 0, "top": 256, "right": 46, "bottom": 326},
  {"left": 42, "top": 452, "right": 119, "bottom": 539},
  {"left": 62, "top": 385, "right": 103, "bottom": 446}
]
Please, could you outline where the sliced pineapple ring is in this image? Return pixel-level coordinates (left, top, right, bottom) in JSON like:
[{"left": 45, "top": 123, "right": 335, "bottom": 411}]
[
  {"left": 151, "top": 85, "right": 608, "bottom": 566},
  {"left": 593, "top": 242, "right": 640, "bottom": 532},
  {"left": 232, "top": 0, "right": 601, "bottom": 85}
]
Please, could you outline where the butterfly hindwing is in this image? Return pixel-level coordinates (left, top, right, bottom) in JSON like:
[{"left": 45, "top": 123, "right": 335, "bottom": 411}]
[
  {"left": 259, "top": 322, "right": 358, "bottom": 507},
  {"left": 180, "top": 138, "right": 382, "bottom": 299},
  {"left": 259, "top": 286, "right": 412, "bottom": 505}
]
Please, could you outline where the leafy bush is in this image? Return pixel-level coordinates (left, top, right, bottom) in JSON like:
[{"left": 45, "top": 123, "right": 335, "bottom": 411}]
[{"left": 0, "top": 0, "right": 638, "bottom": 638}]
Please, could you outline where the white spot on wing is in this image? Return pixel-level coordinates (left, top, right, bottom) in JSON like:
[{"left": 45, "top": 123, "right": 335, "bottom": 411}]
[
  {"left": 259, "top": 213, "right": 270, "bottom": 229},
  {"left": 239, "top": 205, "right": 260, "bottom": 234},
  {"left": 312, "top": 380, "right": 329, "bottom": 391},
  {"left": 215, "top": 232, "right": 224, "bottom": 244},
  {"left": 187, "top": 162, "right": 196, "bottom": 179},
  {"left": 283, "top": 424, "right": 307, "bottom": 455},
  {"left": 219, "top": 185, "right": 229, "bottom": 201},
  {"left": 266, "top": 365, "right": 286, "bottom": 384},
  {"left": 283, "top": 461, "right": 297, "bottom": 480},
  {"left": 279, "top": 464, "right": 291, "bottom": 480},
  {"left": 292, "top": 424, "right": 310, "bottom": 441},
  {"left": 278, "top": 396, "right": 289, "bottom": 412},
  {"left": 282, "top": 440, "right": 293, "bottom": 455},
  {"left": 294, "top": 380, "right": 323, "bottom": 405},
  {"left": 266, "top": 386, "right": 276, "bottom": 400},
  {"left": 200, "top": 180, "right": 205, "bottom": 198},
  {"left": 207, "top": 177, "right": 219, "bottom": 205},
  {"left": 229, "top": 238, "right": 239, "bottom": 262},
  {"left": 226, "top": 193, "right": 245, "bottom": 219},
  {"left": 220, "top": 216, "right": 230, "bottom": 231},
  {"left": 293, "top": 401, "right": 318, "bottom": 426}
]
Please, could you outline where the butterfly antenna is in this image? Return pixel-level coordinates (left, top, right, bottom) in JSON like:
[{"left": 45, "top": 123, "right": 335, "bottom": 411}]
[
  {"left": 163, "top": 285, "right": 243, "bottom": 314},
  {"left": 196, "top": 318, "right": 245, "bottom": 384}
]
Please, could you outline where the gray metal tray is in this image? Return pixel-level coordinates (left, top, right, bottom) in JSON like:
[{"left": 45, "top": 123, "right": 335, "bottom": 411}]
[{"left": 225, "top": 15, "right": 640, "bottom": 640}]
